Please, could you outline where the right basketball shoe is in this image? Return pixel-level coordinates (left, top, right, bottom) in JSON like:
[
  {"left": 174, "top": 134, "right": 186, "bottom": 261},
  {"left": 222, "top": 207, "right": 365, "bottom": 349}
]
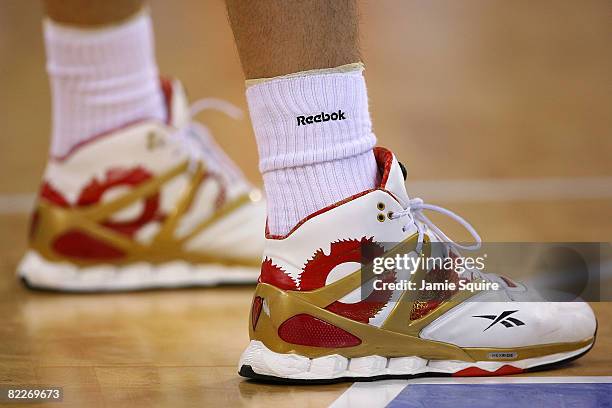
[
  {"left": 239, "top": 147, "right": 597, "bottom": 383},
  {"left": 18, "top": 78, "right": 265, "bottom": 291}
]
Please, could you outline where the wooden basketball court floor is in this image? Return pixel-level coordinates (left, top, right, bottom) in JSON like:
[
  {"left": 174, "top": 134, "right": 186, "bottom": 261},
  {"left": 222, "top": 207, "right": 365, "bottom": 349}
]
[{"left": 0, "top": 1, "right": 610, "bottom": 407}]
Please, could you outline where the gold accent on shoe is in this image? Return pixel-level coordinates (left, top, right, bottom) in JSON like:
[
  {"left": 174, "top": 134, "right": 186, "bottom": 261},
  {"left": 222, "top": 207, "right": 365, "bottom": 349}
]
[{"left": 30, "top": 160, "right": 259, "bottom": 267}]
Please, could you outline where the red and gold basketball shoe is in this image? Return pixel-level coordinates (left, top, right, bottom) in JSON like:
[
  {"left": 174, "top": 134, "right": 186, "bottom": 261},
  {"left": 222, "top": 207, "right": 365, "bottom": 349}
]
[
  {"left": 238, "top": 147, "right": 596, "bottom": 382},
  {"left": 18, "top": 79, "right": 265, "bottom": 291}
]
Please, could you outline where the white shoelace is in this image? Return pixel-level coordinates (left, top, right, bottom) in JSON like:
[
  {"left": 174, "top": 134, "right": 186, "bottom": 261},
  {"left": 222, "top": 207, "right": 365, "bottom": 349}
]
[
  {"left": 390, "top": 197, "right": 482, "bottom": 253},
  {"left": 174, "top": 98, "right": 244, "bottom": 172},
  {"left": 389, "top": 198, "right": 498, "bottom": 283}
]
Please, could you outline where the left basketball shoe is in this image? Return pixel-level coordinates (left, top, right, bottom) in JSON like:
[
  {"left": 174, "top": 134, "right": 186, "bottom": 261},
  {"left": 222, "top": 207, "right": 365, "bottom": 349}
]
[{"left": 18, "top": 78, "right": 265, "bottom": 291}]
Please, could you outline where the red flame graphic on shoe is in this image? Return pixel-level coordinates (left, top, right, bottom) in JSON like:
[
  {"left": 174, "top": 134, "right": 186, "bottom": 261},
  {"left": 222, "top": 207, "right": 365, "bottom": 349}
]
[
  {"left": 76, "top": 166, "right": 162, "bottom": 236},
  {"left": 260, "top": 237, "right": 396, "bottom": 324},
  {"left": 40, "top": 166, "right": 163, "bottom": 237},
  {"left": 260, "top": 258, "right": 299, "bottom": 290},
  {"left": 301, "top": 237, "right": 395, "bottom": 323},
  {"left": 38, "top": 166, "right": 164, "bottom": 261}
]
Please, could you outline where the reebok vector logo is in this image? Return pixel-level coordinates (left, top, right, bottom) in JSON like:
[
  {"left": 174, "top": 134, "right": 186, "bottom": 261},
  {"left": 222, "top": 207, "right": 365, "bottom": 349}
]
[
  {"left": 473, "top": 310, "right": 525, "bottom": 331},
  {"left": 297, "top": 110, "right": 346, "bottom": 126}
]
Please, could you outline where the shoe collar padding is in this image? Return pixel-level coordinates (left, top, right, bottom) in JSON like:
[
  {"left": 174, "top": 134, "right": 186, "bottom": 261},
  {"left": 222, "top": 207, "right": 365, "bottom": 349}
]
[{"left": 265, "top": 147, "right": 411, "bottom": 239}]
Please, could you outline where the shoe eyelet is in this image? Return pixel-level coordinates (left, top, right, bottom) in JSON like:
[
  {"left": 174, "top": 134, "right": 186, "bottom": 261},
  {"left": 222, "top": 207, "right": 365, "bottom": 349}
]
[
  {"left": 377, "top": 202, "right": 385, "bottom": 211},
  {"left": 377, "top": 213, "right": 386, "bottom": 222},
  {"left": 387, "top": 211, "right": 394, "bottom": 219}
]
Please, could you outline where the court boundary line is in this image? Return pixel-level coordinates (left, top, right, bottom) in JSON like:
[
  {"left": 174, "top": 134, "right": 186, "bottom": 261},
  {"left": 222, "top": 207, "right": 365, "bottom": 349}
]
[{"left": 329, "top": 376, "right": 612, "bottom": 408}]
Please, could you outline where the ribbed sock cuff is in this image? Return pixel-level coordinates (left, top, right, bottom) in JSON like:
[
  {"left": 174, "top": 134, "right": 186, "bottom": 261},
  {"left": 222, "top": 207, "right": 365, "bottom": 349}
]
[
  {"left": 44, "top": 12, "right": 165, "bottom": 157},
  {"left": 246, "top": 66, "right": 376, "bottom": 174}
]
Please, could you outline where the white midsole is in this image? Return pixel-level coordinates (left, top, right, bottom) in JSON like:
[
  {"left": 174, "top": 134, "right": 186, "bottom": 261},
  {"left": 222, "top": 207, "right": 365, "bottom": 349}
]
[
  {"left": 17, "top": 250, "right": 259, "bottom": 291},
  {"left": 239, "top": 340, "right": 592, "bottom": 380}
]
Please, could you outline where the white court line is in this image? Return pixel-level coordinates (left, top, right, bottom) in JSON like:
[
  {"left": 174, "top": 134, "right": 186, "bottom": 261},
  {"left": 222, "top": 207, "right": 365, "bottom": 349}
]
[
  {"left": 410, "top": 176, "right": 612, "bottom": 203},
  {"left": 0, "top": 193, "right": 35, "bottom": 215},
  {"left": 1, "top": 176, "right": 611, "bottom": 215},
  {"left": 329, "top": 376, "right": 612, "bottom": 408}
]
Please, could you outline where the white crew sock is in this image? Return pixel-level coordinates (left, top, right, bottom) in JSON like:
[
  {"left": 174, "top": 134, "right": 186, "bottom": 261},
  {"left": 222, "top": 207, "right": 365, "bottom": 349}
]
[
  {"left": 44, "top": 12, "right": 165, "bottom": 158},
  {"left": 246, "top": 64, "right": 379, "bottom": 236}
]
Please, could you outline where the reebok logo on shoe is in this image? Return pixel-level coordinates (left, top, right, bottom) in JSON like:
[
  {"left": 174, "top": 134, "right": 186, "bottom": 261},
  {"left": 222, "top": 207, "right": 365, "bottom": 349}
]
[{"left": 296, "top": 110, "right": 346, "bottom": 126}]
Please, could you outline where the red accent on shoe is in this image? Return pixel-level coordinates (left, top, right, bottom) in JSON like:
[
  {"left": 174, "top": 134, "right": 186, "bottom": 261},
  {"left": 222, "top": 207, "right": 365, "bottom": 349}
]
[
  {"left": 160, "top": 76, "right": 174, "bottom": 125},
  {"left": 251, "top": 296, "right": 263, "bottom": 330},
  {"left": 77, "top": 166, "right": 161, "bottom": 237},
  {"left": 300, "top": 237, "right": 394, "bottom": 323},
  {"left": 326, "top": 286, "right": 393, "bottom": 323},
  {"left": 373, "top": 147, "right": 394, "bottom": 189},
  {"left": 78, "top": 166, "right": 151, "bottom": 205},
  {"left": 36, "top": 169, "right": 163, "bottom": 258},
  {"left": 277, "top": 314, "right": 361, "bottom": 348},
  {"left": 52, "top": 230, "right": 125, "bottom": 260},
  {"left": 40, "top": 182, "right": 70, "bottom": 207},
  {"left": 501, "top": 276, "right": 517, "bottom": 287},
  {"left": 453, "top": 364, "right": 523, "bottom": 377},
  {"left": 260, "top": 258, "right": 298, "bottom": 290}
]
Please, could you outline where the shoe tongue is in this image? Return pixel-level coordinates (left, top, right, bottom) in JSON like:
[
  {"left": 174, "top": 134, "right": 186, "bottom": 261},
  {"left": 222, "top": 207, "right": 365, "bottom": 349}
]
[
  {"left": 161, "top": 77, "right": 191, "bottom": 128},
  {"left": 374, "top": 147, "right": 410, "bottom": 207}
]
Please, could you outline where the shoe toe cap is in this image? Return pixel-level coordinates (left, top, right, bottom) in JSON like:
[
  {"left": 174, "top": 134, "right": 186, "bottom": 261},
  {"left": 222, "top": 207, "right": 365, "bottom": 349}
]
[{"left": 556, "top": 301, "right": 597, "bottom": 341}]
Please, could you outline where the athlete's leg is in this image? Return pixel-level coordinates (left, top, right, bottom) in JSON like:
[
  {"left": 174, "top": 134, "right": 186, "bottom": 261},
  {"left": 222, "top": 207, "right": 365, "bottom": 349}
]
[
  {"left": 43, "top": 0, "right": 143, "bottom": 26},
  {"left": 226, "top": 0, "right": 360, "bottom": 78},
  {"left": 43, "top": 0, "right": 165, "bottom": 157},
  {"left": 19, "top": 1, "right": 265, "bottom": 291},
  {"left": 226, "top": 0, "right": 378, "bottom": 235}
]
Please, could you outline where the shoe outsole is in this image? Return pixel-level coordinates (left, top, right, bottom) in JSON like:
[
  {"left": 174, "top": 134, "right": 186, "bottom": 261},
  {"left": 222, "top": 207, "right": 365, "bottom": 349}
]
[
  {"left": 19, "top": 276, "right": 256, "bottom": 294},
  {"left": 238, "top": 345, "right": 594, "bottom": 385},
  {"left": 238, "top": 324, "right": 597, "bottom": 384},
  {"left": 18, "top": 250, "right": 259, "bottom": 292}
]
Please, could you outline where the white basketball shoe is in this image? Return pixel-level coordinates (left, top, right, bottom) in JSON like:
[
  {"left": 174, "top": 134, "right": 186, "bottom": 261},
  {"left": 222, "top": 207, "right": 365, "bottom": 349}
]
[
  {"left": 18, "top": 78, "right": 265, "bottom": 291},
  {"left": 239, "top": 147, "right": 596, "bottom": 382}
]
